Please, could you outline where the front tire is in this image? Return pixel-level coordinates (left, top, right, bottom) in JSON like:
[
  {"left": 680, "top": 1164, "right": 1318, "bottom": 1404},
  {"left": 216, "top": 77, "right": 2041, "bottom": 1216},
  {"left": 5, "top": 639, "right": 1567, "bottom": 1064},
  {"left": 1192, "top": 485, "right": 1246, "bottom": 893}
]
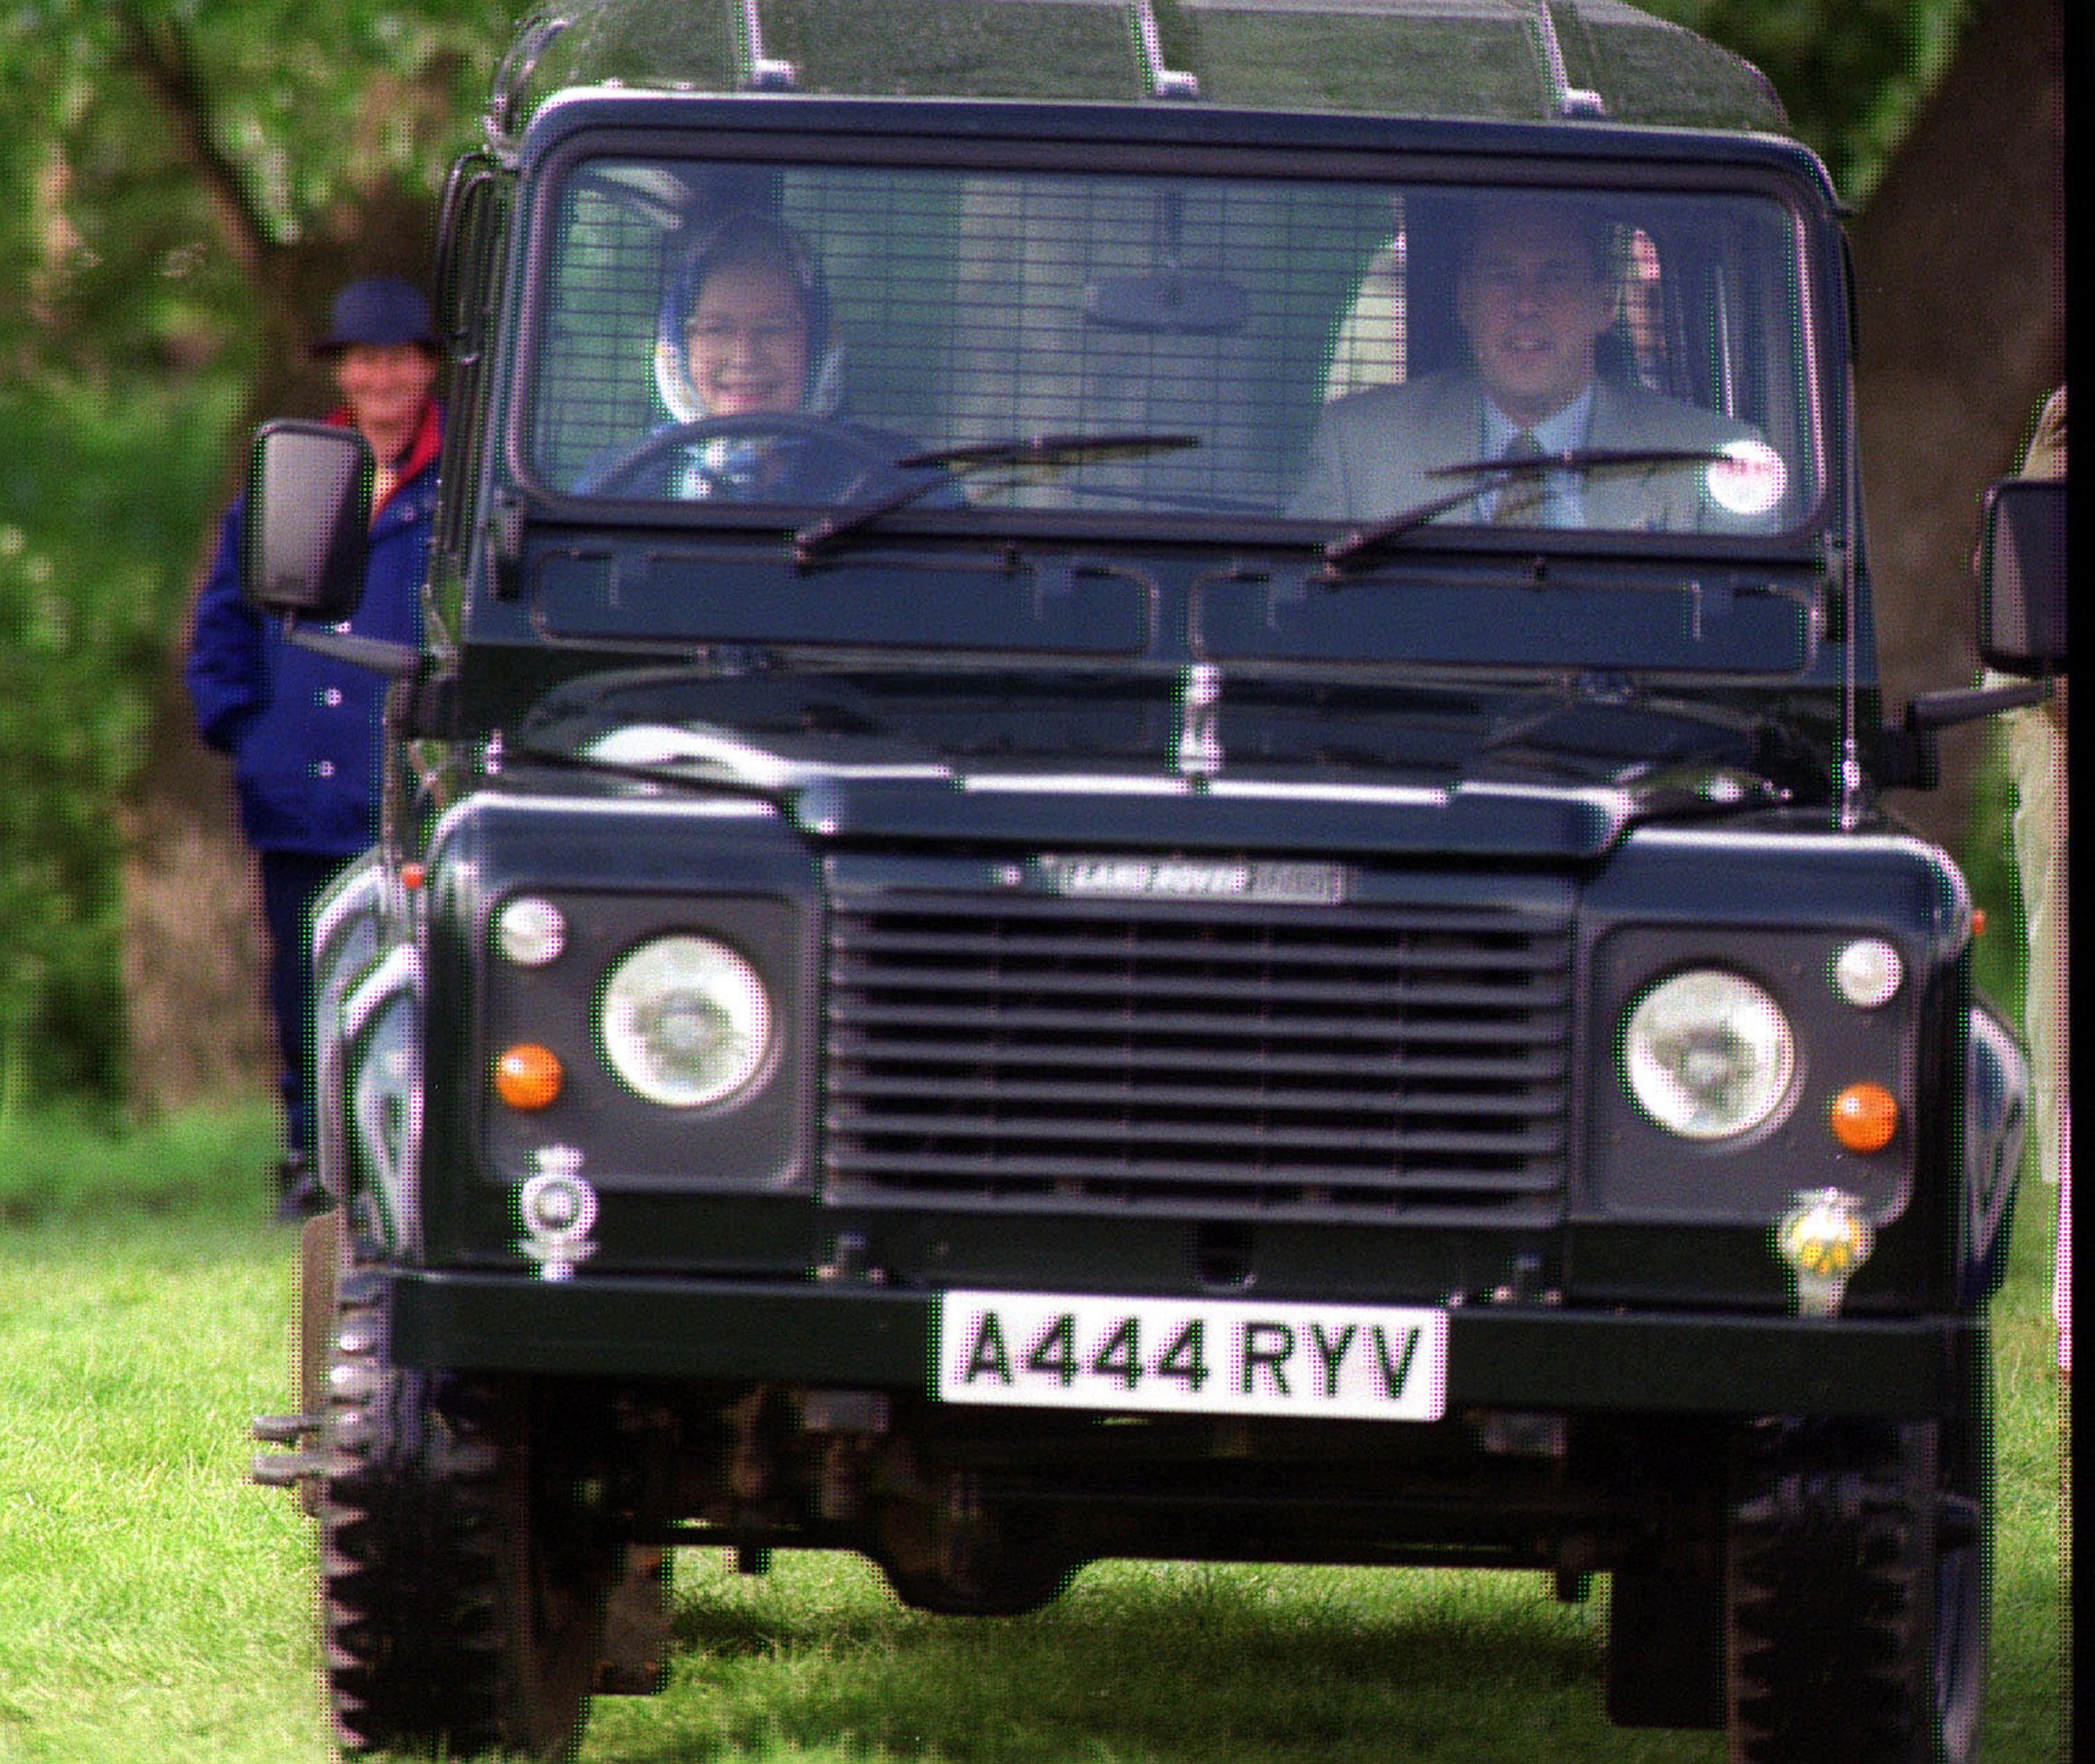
[
  {"left": 318, "top": 1269, "right": 612, "bottom": 1759},
  {"left": 1724, "top": 1404, "right": 1990, "bottom": 1764}
]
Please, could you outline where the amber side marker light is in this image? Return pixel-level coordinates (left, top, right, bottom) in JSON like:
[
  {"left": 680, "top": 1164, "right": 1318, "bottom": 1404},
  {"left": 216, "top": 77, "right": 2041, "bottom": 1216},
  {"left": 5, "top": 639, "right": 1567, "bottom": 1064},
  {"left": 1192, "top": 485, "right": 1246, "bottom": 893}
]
[
  {"left": 496, "top": 1043, "right": 564, "bottom": 1110},
  {"left": 1830, "top": 1081, "right": 1898, "bottom": 1152}
]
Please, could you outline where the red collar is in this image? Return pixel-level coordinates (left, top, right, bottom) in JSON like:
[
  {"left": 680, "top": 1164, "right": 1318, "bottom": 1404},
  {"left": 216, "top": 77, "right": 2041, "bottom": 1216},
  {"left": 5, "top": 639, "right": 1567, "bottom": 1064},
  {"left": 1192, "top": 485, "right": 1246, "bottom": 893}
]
[{"left": 328, "top": 399, "right": 442, "bottom": 515}]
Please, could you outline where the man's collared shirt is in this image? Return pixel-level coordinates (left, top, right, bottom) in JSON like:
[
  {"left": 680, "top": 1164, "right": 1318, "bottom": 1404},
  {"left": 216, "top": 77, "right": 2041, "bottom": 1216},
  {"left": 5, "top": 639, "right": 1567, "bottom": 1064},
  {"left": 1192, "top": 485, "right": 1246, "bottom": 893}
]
[{"left": 1482, "top": 387, "right": 1594, "bottom": 526}]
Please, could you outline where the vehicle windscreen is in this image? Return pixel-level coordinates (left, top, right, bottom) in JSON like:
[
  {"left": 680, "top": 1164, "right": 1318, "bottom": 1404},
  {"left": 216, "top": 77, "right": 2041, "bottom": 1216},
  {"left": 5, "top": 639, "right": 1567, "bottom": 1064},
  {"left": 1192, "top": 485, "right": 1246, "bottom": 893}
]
[{"left": 524, "top": 154, "right": 1823, "bottom": 541}]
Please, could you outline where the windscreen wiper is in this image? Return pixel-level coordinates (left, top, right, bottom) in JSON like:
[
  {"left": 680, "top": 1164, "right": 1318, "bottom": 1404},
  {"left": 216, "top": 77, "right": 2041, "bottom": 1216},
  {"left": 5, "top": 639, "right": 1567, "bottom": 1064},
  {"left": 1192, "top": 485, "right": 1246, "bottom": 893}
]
[
  {"left": 1321, "top": 444, "right": 1728, "bottom": 576},
  {"left": 793, "top": 432, "right": 1198, "bottom": 563}
]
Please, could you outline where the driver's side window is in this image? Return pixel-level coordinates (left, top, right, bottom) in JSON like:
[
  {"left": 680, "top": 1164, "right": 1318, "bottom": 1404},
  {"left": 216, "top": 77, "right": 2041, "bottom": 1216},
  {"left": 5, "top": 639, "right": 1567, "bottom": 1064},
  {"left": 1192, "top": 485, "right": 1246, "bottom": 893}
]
[{"left": 531, "top": 179, "right": 671, "bottom": 493}]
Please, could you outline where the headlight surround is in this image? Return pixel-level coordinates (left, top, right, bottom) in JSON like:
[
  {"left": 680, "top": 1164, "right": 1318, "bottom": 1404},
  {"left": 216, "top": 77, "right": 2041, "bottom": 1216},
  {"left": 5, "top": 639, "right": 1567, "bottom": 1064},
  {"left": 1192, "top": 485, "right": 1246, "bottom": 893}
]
[
  {"left": 1622, "top": 966, "right": 1796, "bottom": 1141},
  {"left": 599, "top": 934, "right": 773, "bottom": 1108}
]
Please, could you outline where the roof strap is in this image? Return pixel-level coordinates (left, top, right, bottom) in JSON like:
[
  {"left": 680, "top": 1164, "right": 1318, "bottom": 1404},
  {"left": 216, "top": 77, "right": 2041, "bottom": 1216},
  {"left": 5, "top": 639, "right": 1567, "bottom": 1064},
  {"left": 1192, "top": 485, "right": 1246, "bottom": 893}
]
[
  {"left": 1524, "top": 0, "right": 1604, "bottom": 118},
  {"left": 1129, "top": 0, "right": 1200, "bottom": 100},
  {"left": 735, "top": 0, "right": 799, "bottom": 91}
]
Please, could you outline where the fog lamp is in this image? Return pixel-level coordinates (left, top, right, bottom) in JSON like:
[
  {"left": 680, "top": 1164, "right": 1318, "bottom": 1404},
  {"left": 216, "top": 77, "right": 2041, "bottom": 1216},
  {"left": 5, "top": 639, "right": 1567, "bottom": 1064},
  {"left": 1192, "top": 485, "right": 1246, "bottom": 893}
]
[
  {"left": 497, "top": 895, "right": 566, "bottom": 967},
  {"left": 1832, "top": 938, "right": 1902, "bottom": 1008}
]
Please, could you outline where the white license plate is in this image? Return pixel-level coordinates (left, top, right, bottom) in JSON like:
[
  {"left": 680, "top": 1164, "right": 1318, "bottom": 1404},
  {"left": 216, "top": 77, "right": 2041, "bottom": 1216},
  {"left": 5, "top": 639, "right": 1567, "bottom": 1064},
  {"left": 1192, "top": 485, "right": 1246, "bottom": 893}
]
[{"left": 936, "top": 1291, "right": 1448, "bottom": 1422}]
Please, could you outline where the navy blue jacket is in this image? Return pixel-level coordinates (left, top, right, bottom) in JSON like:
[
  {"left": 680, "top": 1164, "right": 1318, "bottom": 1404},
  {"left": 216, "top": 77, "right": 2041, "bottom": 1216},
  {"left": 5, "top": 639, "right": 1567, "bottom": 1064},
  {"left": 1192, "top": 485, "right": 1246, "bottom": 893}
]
[{"left": 185, "top": 403, "right": 438, "bottom": 857}]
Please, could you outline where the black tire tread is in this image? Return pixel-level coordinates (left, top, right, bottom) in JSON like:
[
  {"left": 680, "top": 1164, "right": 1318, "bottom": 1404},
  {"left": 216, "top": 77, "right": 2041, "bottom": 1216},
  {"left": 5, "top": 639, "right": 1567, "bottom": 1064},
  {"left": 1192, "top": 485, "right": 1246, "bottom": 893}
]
[
  {"left": 1724, "top": 1417, "right": 1977, "bottom": 1764},
  {"left": 317, "top": 1269, "right": 540, "bottom": 1758}
]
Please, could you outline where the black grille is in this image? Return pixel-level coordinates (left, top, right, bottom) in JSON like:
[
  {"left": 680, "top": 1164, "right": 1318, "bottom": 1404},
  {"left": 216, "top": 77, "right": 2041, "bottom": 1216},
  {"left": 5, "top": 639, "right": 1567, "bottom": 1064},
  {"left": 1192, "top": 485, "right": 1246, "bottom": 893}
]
[{"left": 824, "top": 891, "right": 1572, "bottom": 1222}]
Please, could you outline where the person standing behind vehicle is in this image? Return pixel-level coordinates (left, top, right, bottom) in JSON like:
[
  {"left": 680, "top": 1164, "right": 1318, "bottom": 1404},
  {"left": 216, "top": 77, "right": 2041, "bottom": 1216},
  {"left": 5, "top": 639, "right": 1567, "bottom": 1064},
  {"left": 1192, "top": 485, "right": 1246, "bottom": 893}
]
[
  {"left": 184, "top": 279, "right": 442, "bottom": 1221},
  {"left": 1991, "top": 385, "right": 2066, "bottom": 1376}
]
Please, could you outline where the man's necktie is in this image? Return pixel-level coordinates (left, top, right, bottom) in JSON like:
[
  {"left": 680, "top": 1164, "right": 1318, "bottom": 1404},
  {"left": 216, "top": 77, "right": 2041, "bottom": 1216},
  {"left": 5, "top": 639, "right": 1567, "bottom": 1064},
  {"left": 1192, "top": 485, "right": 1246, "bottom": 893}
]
[{"left": 1492, "top": 429, "right": 1545, "bottom": 526}]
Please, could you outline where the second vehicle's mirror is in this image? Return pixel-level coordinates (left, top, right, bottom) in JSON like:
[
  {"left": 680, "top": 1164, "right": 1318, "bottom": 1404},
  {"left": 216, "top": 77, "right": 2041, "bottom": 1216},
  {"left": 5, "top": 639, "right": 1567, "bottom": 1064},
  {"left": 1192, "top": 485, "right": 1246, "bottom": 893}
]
[
  {"left": 240, "top": 419, "right": 374, "bottom": 622},
  {"left": 1977, "top": 476, "right": 2066, "bottom": 675}
]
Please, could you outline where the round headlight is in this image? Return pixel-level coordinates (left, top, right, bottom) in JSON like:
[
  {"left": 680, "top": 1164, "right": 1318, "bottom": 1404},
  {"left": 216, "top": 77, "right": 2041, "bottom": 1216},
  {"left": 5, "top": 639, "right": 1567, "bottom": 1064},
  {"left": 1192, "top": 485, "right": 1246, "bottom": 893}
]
[
  {"left": 1622, "top": 968, "right": 1795, "bottom": 1140},
  {"left": 599, "top": 934, "right": 772, "bottom": 1108}
]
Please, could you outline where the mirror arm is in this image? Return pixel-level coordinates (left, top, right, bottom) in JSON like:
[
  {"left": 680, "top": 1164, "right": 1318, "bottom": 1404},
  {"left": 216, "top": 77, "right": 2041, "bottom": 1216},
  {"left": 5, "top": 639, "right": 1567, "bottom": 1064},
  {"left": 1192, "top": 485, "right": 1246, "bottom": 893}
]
[
  {"left": 1906, "top": 677, "right": 2054, "bottom": 729},
  {"left": 279, "top": 612, "right": 423, "bottom": 681},
  {"left": 1878, "top": 677, "right": 2055, "bottom": 791}
]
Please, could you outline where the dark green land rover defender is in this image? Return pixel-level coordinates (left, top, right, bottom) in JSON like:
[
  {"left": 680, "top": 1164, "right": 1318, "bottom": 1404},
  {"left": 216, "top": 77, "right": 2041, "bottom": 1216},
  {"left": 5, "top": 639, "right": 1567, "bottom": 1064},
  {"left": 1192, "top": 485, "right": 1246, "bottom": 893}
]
[{"left": 247, "top": 2, "right": 2064, "bottom": 1758}]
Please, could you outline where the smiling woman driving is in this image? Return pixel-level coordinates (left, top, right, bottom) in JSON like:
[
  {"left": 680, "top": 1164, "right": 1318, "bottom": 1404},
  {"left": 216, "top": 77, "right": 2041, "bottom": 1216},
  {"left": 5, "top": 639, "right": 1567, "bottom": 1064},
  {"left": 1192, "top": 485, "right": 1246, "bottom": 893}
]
[{"left": 575, "top": 207, "right": 904, "bottom": 501}]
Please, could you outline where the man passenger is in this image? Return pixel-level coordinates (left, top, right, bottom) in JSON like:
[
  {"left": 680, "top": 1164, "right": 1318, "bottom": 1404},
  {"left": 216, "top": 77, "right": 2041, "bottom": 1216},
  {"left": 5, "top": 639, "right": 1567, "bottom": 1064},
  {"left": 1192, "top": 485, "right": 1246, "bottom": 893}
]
[{"left": 1291, "top": 196, "right": 1766, "bottom": 531}]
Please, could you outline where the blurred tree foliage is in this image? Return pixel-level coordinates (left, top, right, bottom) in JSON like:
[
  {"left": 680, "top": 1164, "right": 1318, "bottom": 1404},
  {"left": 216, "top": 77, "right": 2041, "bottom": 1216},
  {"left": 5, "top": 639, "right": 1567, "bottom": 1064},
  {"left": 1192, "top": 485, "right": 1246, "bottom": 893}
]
[
  {"left": 1645, "top": 0, "right": 1973, "bottom": 203},
  {"left": 0, "top": 384, "right": 237, "bottom": 1115},
  {"left": 0, "top": 0, "right": 1995, "bottom": 1110},
  {"left": 0, "top": 2, "right": 506, "bottom": 1115}
]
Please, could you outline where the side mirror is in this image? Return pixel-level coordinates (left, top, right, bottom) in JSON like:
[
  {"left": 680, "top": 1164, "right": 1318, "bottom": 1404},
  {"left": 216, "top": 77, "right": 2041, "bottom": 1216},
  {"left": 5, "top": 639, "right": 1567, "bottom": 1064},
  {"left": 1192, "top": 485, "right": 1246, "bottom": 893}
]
[
  {"left": 239, "top": 419, "right": 373, "bottom": 621},
  {"left": 1977, "top": 476, "right": 2066, "bottom": 675}
]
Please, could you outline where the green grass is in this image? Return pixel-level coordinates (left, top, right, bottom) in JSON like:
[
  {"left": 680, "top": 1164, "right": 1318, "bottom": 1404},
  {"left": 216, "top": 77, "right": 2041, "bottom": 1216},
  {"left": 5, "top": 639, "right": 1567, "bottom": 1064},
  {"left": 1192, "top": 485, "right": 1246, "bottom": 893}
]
[
  {"left": 0, "top": 1107, "right": 2068, "bottom": 1763},
  {"left": 0, "top": 1101, "right": 284, "bottom": 1223},
  {"left": 0, "top": 1142, "right": 318, "bottom": 1762}
]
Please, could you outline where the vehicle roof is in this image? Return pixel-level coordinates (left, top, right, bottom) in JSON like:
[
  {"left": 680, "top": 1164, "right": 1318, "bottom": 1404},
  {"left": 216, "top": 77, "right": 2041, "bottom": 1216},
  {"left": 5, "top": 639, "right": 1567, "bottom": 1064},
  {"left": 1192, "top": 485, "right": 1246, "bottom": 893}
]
[
  {"left": 494, "top": 0, "right": 1789, "bottom": 144},
  {"left": 512, "top": 87, "right": 1832, "bottom": 208}
]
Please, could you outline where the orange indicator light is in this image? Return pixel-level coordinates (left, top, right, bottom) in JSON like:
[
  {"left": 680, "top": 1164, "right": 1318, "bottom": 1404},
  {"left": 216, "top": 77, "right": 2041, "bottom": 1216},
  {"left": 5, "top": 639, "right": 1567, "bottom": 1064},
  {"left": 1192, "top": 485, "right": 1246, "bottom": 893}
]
[
  {"left": 496, "top": 1043, "right": 564, "bottom": 1111},
  {"left": 1830, "top": 1082, "right": 1898, "bottom": 1152}
]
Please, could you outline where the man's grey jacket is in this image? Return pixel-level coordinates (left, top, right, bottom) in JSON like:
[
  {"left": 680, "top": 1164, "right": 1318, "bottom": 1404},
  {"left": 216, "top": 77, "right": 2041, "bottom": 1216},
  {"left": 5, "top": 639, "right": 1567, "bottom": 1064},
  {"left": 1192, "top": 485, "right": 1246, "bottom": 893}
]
[{"left": 1289, "top": 369, "right": 1766, "bottom": 532}]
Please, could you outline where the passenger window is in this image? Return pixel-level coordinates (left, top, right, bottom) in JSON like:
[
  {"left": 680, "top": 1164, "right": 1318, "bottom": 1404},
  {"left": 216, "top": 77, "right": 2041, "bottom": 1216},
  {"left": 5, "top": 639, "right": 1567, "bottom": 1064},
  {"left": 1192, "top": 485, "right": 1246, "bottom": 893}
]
[
  {"left": 1297, "top": 191, "right": 1814, "bottom": 532},
  {"left": 1619, "top": 227, "right": 1668, "bottom": 393}
]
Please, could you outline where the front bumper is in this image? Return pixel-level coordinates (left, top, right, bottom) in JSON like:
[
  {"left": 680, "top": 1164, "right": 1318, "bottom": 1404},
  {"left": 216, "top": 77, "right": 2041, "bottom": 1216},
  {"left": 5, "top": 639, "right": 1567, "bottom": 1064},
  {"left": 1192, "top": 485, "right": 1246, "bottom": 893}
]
[{"left": 389, "top": 1270, "right": 1980, "bottom": 1420}]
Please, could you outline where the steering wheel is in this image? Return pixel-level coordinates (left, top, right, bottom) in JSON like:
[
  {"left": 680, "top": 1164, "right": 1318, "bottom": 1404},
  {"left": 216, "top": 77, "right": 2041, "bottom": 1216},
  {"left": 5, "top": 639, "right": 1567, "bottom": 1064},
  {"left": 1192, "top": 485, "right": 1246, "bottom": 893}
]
[{"left": 583, "top": 414, "right": 897, "bottom": 499}]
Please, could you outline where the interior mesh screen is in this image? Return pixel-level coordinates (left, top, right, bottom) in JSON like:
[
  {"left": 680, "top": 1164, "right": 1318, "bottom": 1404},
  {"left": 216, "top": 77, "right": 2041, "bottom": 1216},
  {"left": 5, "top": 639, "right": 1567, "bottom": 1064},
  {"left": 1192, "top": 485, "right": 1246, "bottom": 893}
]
[
  {"left": 529, "top": 160, "right": 1385, "bottom": 509},
  {"left": 526, "top": 157, "right": 1814, "bottom": 521}
]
